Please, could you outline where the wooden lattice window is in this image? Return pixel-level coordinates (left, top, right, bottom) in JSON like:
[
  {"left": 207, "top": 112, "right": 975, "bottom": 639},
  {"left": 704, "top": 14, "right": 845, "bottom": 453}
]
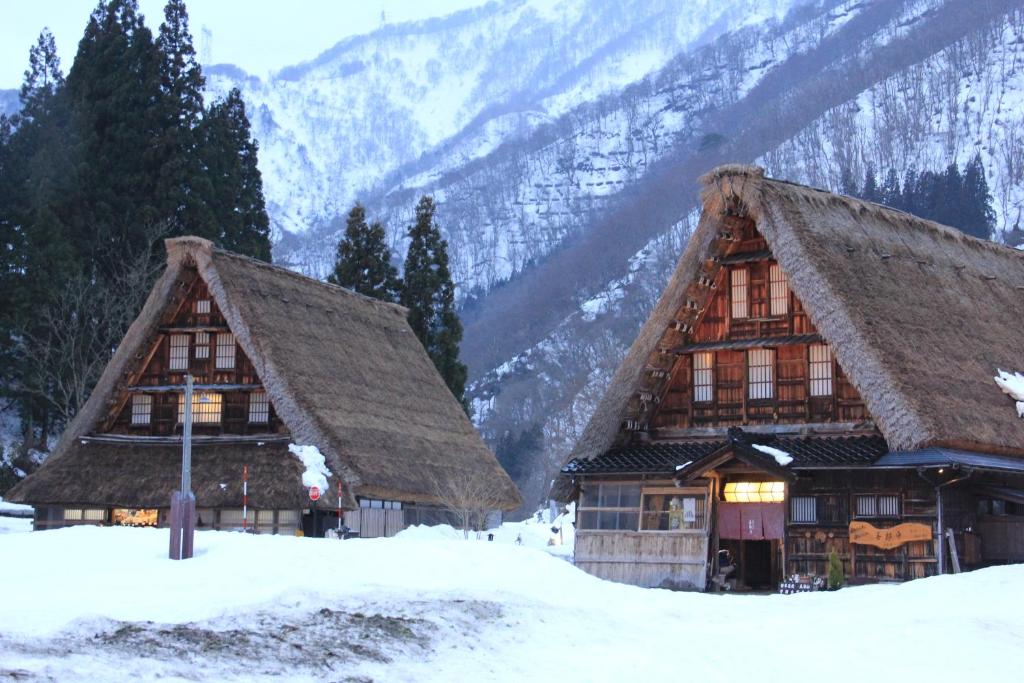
[
  {"left": 577, "top": 483, "right": 641, "bottom": 531},
  {"left": 747, "top": 348, "right": 775, "bottom": 400},
  {"left": 790, "top": 496, "right": 817, "bottom": 523},
  {"left": 248, "top": 391, "right": 269, "bottom": 423},
  {"left": 693, "top": 352, "right": 714, "bottom": 403},
  {"left": 809, "top": 343, "right": 833, "bottom": 396},
  {"left": 769, "top": 263, "right": 789, "bottom": 316},
  {"left": 730, "top": 268, "right": 748, "bottom": 319},
  {"left": 855, "top": 494, "right": 901, "bottom": 518},
  {"left": 195, "top": 332, "right": 210, "bottom": 359},
  {"left": 130, "top": 393, "right": 152, "bottom": 425},
  {"left": 169, "top": 334, "right": 190, "bottom": 371},
  {"left": 215, "top": 333, "right": 236, "bottom": 370},
  {"left": 195, "top": 299, "right": 211, "bottom": 314},
  {"left": 178, "top": 392, "right": 222, "bottom": 424}
]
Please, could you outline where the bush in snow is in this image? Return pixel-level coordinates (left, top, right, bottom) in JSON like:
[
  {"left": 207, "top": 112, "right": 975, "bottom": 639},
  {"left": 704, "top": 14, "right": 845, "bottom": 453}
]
[{"left": 827, "top": 549, "right": 845, "bottom": 590}]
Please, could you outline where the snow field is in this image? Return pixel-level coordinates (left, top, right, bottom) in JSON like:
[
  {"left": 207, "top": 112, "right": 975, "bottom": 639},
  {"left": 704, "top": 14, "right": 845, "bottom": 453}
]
[{"left": 0, "top": 523, "right": 1022, "bottom": 682}]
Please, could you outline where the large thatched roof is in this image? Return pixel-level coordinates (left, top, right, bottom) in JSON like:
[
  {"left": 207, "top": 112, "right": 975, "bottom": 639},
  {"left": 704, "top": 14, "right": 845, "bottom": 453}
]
[
  {"left": 568, "top": 164, "right": 1024, "bottom": 471},
  {"left": 9, "top": 237, "right": 520, "bottom": 510}
]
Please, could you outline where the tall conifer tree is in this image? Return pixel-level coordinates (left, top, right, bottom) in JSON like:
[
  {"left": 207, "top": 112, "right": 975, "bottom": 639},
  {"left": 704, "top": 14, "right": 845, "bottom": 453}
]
[
  {"left": 327, "top": 203, "right": 401, "bottom": 300},
  {"left": 155, "top": 0, "right": 213, "bottom": 238},
  {"left": 401, "top": 196, "right": 468, "bottom": 407},
  {"left": 198, "top": 88, "right": 272, "bottom": 261}
]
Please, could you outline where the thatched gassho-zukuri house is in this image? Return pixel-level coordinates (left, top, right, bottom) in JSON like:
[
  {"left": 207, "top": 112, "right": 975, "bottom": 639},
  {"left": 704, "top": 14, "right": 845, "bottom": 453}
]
[
  {"left": 8, "top": 236, "right": 520, "bottom": 535},
  {"left": 557, "top": 164, "right": 1024, "bottom": 591}
]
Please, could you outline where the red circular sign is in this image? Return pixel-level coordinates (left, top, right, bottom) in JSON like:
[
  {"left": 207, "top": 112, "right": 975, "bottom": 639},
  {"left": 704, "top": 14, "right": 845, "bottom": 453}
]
[{"left": 308, "top": 485, "right": 321, "bottom": 501}]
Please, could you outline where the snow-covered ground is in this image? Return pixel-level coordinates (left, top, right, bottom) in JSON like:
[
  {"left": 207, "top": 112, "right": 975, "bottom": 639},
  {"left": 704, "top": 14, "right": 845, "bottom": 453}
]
[{"left": 0, "top": 522, "right": 1021, "bottom": 682}]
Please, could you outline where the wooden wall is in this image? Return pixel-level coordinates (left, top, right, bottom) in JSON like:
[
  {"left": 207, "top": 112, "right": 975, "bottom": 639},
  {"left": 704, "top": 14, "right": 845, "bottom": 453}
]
[
  {"left": 786, "top": 470, "right": 938, "bottom": 582},
  {"left": 575, "top": 531, "right": 708, "bottom": 590}
]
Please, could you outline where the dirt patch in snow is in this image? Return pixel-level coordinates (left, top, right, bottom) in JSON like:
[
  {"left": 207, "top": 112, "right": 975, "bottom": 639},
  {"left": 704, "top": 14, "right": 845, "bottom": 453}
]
[{"left": 1, "top": 599, "right": 503, "bottom": 682}]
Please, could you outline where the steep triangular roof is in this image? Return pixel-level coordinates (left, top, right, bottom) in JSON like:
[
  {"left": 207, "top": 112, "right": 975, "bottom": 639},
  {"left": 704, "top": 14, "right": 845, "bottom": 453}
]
[
  {"left": 568, "top": 165, "right": 1024, "bottom": 469},
  {"left": 10, "top": 237, "right": 520, "bottom": 510}
]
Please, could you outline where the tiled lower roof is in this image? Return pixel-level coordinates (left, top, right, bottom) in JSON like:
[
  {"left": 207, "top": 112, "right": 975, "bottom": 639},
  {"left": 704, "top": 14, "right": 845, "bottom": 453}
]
[{"left": 562, "top": 434, "right": 889, "bottom": 475}]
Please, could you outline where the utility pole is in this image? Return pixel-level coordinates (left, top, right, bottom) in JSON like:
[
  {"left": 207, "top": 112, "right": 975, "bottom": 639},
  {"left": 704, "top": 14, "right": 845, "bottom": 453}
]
[{"left": 170, "top": 375, "right": 197, "bottom": 560}]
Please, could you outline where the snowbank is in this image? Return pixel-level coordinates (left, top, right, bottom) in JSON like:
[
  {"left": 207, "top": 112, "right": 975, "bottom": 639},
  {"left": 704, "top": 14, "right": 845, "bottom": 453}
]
[
  {"left": 0, "top": 495, "right": 34, "bottom": 517},
  {"left": 287, "top": 443, "right": 330, "bottom": 492},
  {"left": 0, "top": 525, "right": 1022, "bottom": 681}
]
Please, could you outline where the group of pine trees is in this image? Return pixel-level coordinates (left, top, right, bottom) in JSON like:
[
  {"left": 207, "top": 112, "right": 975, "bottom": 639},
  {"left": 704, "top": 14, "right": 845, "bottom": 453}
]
[
  {"left": 840, "top": 155, "right": 995, "bottom": 240},
  {"left": 0, "top": 0, "right": 271, "bottom": 463},
  {"left": 327, "top": 197, "right": 469, "bottom": 410}
]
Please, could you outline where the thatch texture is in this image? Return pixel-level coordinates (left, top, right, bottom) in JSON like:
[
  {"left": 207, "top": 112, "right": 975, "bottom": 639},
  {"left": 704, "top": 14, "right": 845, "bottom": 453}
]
[
  {"left": 566, "top": 164, "right": 1024, "bottom": 477},
  {"left": 9, "top": 237, "right": 520, "bottom": 510},
  {"left": 8, "top": 440, "right": 309, "bottom": 509}
]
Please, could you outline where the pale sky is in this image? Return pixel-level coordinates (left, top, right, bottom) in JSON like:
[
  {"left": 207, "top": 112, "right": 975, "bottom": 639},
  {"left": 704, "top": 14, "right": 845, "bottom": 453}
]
[{"left": 0, "top": 0, "right": 492, "bottom": 90}]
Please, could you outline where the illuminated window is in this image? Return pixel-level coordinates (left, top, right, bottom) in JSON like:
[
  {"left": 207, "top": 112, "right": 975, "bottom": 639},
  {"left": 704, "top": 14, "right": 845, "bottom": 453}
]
[
  {"left": 791, "top": 496, "right": 817, "bottom": 523},
  {"left": 693, "top": 352, "right": 714, "bottom": 403},
  {"left": 769, "top": 263, "right": 789, "bottom": 316},
  {"left": 730, "top": 268, "right": 748, "bottom": 319},
  {"left": 178, "top": 392, "right": 222, "bottom": 424},
  {"left": 855, "top": 494, "right": 900, "bottom": 518},
  {"left": 248, "top": 391, "right": 269, "bottom": 423},
  {"left": 809, "top": 343, "right": 833, "bottom": 396},
  {"left": 195, "top": 299, "right": 211, "bottom": 314},
  {"left": 747, "top": 348, "right": 775, "bottom": 400},
  {"left": 130, "top": 393, "right": 152, "bottom": 425},
  {"left": 723, "top": 481, "right": 785, "bottom": 503},
  {"left": 215, "top": 333, "right": 236, "bottom": 370},
  {"left": 195, "top": 332, "right": 210, "bottom": 359},
  {"left": 169, "top": 334, "right": 190, "bottom": 371},
  {"left": 112, "top": 508, "right": 158, "bottom": 527}
]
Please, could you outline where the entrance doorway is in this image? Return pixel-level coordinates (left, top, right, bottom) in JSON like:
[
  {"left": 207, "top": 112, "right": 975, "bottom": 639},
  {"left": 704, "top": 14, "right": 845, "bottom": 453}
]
[{"left": 716, "top": 502, "right": 785, "bottom": 590}]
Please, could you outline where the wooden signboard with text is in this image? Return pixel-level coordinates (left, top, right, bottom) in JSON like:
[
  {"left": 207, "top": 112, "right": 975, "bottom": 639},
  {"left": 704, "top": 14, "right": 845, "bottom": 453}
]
[{"left": 849, "top": 521, "right": 932, "bottom": 549}]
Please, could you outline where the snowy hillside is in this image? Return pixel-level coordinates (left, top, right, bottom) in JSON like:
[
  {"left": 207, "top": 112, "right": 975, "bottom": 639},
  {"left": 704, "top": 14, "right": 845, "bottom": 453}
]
[
  {"left": 206, "top": 0, "right": 799, "bottom": 252},
  {"left": 1, "top": 526, "right": 1022, "bottom": 682}
]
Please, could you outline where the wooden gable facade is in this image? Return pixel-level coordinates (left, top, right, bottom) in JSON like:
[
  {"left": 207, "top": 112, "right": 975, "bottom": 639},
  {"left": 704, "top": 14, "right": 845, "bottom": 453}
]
[
  {"left": 103, "top": 275, "right": 284, "bottom": 439},
  {"left": 560, "top": 166, "right": 1024, "bottom": 593}
]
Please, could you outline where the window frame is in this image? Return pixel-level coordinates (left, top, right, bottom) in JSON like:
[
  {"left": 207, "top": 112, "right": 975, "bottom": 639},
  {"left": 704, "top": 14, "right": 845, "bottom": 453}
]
[
  {"left": 853, "top": 494, "right": 901, "bottom": 519},
  {"left": 248, "top": 391, "right": 270, "bottom": 424},
  {"left": 639, "top": 486, "right": 708, "bottom": 533},
  {"left": 747, "top": 348, "right": 775, "bottom": 400},
  {"left": 730, "top": 268, "right": 749, "bottom": 320},
  {"left": 693, "top": 351, "right": 714, "bottom": 403},
  {"left": 809, "top": 343, "right": 833, "bottom": 397},
  {"left": 576, "top": 482, "right": 642, "bottom": 532},
  {"left": 130, "top": 393, "right": 153, "bottom": 426},
  {"left": 169, "top": 333, "right": 190, "bottom": 371},
  {"left": 768, "top": 263, "right": 789, "bottom": 316},
  {"left": 790, "top": 495, "right": 818, "bottom": 524},
  {"left": 215, "top": 332, "right": 236, "bottom": 370},
  {"left": 178, "top": 391, "right": 223, "bottom": 425}
]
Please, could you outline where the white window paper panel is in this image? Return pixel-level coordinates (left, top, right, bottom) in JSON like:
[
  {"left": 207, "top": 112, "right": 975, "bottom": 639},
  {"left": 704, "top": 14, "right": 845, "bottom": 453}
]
[
  {"left": 195, "top": 331, "right": 210, "bottom": 359},
  {"left": 730, "top": 268, "right": 749, "bottom": 319},
  {"left": 169, "top": 334, "right": 190, "bottom": 370},
  {"left": 693, "top": 352, "right": 714, "bottom": 403},
  {"left": 809, "top": 343, "right": 833, "bottom": 396},
  {"left": 248, "top": 391, "right": 269, "bottom": 423},
  {"left": 747, "top": 348, "right": 775, "bottom": 399},
  {"left": 131, "top": 393, "right": 152, "bottom": 425},
  {"left": 879, "top": 495, "right": 900, "bottom": 517},
  {"left": 791, "top": 496, "right": 817, "bottom": 523},
  {"left": 195, "top": 299, "right": 211, "bottom": 314},
  {"left": 769, "top": 263, "right": 789, "bottom": 316},
  {"left": 215, "top": 333, "right": 236, "bottom": 369}
]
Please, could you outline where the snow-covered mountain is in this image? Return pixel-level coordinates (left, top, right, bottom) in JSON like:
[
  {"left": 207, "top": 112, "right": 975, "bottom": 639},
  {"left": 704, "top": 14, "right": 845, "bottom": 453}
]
[
  {"left": 205, "top": 0, "right": 798, "bottom": 253},
  {"left": 217, "top": 0, "right": 1024, "bottom": 514}
]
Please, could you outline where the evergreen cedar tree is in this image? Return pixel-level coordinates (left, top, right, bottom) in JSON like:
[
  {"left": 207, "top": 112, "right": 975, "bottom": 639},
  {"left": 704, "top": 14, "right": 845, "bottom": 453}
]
[
  {"left": 327, "top": 203, "right": 401, "bottom": 301},
  {"left": 400, "top": 197, "right": 469, "bottom": 410},
  {"left": 850, "top": 156, "right": 995, "bottom": 240},
  {"left": 327, "top": 197, "right": 468, "bottom": 409},
  {"left": 0, "top": 0, "right": 272, "bottom": 458}
]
